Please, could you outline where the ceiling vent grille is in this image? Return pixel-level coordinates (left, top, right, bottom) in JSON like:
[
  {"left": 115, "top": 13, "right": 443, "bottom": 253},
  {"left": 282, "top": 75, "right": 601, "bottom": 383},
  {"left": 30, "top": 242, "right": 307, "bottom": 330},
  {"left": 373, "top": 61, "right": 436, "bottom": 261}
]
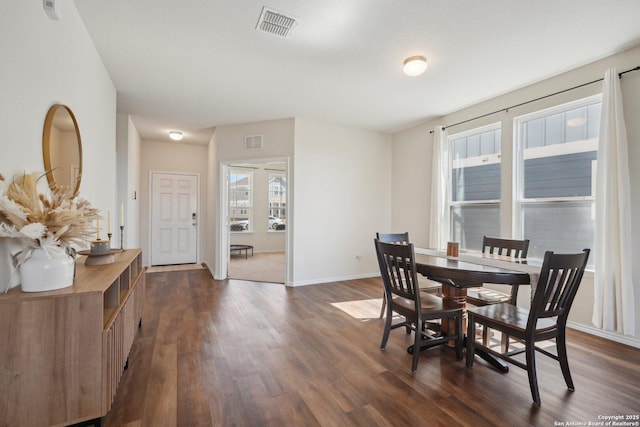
[
  {"left": 255, "top": 7, "right": 298, "bottom": 38},
  {"left": 245, "top": 135, "right": 263, "bottom": 150}
]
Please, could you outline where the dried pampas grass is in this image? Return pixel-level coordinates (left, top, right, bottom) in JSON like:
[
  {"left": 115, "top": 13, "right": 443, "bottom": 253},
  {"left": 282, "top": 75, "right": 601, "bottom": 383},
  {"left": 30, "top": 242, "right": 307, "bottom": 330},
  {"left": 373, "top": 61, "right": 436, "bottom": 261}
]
[{"left": 0, "top": 172, "right": 100, "bottom": 249}]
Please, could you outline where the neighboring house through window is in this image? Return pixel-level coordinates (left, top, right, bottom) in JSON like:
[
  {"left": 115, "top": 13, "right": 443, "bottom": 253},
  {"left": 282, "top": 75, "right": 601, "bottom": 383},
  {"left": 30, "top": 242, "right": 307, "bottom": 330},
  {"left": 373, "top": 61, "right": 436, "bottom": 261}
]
[
  {"left": 445, "top": 95, "right": 601, "bottom": 267},
  {"left": 448, "top": 123, "right": 502, "bottom": 250},
  {"left": 268, "top": 172, "right": 286, "bottom": 231},
  {"left": 229, "top": 170, "right": 252, "bottom": 232},
  {"left": 514, "top": 95, "right": 601, "bottom": 267}
]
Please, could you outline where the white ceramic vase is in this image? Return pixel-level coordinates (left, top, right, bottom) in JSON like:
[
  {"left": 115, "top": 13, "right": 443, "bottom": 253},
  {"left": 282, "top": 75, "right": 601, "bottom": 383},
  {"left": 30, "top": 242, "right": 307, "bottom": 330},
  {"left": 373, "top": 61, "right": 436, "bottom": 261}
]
[
  {"left": 0, "top": 237, "right": 23, "bottom": 292},
  {"left": 20, "top": 246, "right": 74, "bottom": 292}
]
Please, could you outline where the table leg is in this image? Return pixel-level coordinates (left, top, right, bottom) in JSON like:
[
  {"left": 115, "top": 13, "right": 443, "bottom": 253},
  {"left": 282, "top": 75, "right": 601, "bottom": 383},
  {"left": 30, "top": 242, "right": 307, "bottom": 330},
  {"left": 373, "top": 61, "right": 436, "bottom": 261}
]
[
  {"left": 441, "top": 284, "right": 509, "bottom": 372},
  {"left": 441, "top": 285, "right": 466, "bottom": 346},
  {"left": 477, "top": 346, "right": 509, "bottom": 372},
  {"left": 405, "top": 285, "right": 465, "bottom": 355}
]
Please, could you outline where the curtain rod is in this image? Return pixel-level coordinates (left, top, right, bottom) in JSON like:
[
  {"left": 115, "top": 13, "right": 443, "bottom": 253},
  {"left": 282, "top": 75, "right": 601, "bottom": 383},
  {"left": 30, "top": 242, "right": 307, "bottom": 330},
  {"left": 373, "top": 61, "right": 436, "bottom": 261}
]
[{"left": 428, "top": 65, "right": 640, "bottom": 134}]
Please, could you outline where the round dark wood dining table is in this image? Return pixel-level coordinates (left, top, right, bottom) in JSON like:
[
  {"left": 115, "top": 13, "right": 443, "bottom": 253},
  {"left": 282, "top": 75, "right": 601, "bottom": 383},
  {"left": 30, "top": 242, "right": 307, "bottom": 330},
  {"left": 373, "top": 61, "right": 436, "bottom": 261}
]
[{"left": 413, "top": 252, "right": 532, "bottom": 372}]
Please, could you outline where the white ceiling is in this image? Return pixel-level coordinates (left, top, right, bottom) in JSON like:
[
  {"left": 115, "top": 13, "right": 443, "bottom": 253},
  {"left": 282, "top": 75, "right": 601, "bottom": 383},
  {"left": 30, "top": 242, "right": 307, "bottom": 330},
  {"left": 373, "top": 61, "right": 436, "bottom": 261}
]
[{"left": 74, "top": 0, "right": 640, "bottom": 145}]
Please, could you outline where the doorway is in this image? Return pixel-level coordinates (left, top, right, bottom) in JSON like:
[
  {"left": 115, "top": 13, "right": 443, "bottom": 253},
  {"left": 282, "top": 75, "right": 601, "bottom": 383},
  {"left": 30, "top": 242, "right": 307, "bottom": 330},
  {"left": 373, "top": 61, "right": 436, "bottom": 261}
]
[
  {"left": 223, "top": 160, "right": 288, "bottom": 284},
  {"left": 150, "top": 172, "right": 199, "bottom": 266}
]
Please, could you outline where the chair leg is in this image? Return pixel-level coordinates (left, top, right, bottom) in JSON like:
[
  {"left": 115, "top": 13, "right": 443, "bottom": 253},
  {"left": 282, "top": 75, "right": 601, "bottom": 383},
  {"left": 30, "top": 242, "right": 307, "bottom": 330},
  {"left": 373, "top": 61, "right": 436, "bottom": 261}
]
[
  {"left": 455, "top": 313, "right": 463, "bottom": 360},
  {"left": 525, "top": 341, "right": 541, "bottom": 405},
  {"left": 380, "top": 306, "right": 393, "bottom": 350},
  {"left": 379, "top": 292, "right": 386, "bottom": 318},
  {"left": 482, "top": 325, "right": 490, "bottom": 346},
  {"left": 501, "top": 286, "right": 516, "bottom": 352},
  {"left": 411, "top": 319, "right": 421, "bottom": 372},
  {"left": 501, "top": 333, "right": 510, "bottom": 353},
  {"left": 557, "top": 332, "right": 574, "bottom": 391},
  {"left": 465, "top": 314, "right": 475, "bottom": 368}
]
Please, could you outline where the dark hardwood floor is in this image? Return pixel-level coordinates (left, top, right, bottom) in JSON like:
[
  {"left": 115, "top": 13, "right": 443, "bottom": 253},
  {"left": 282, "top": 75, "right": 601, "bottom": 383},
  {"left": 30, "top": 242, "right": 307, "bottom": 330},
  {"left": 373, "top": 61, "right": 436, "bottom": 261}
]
[{"left": 103, "top": 269, "right": 640, "bottom": 426}]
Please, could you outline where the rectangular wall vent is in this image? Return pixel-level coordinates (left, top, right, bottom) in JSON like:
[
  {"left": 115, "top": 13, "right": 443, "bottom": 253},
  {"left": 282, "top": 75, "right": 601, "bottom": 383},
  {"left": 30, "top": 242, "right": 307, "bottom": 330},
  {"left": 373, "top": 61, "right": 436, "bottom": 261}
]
[
  {"left": 245, "top": 135, "right": 263, "bottom": 150},
  {"left": 255, "top": 7, "right": 298, "bottom": 38}
]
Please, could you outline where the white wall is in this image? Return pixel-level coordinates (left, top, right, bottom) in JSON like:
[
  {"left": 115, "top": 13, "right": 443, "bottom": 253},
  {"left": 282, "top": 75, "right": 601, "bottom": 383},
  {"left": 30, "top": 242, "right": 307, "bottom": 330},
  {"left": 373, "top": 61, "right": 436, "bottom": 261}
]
[
  {"left": 215, "top": 118, "right": 295, "bottom": 161},
  {"left": 391, "top": 125, "right": 432, "bottom": 248},
  {"left": 213, "top": 117, "right": 392, "bottom": 286},
  {"left": 126, "top": 117, "right": 142, "bottom": 248},
  {"left": 139, "top": 140, "right": 209, "bottom": 266},
  {"left": 0, "top": 2, "right": 116, "bottom": 237},
  {"left": 293, "top": 118, "right": 392, "bottom": 285},
  {"left": 204, "top": 129, "right": 218, "bottom": 276},
  {"left": 392, "top": 45, "right": 640, "bottom": 345},
  {"left": 116, "top": 115, "right": 142, "bottom": 249}
]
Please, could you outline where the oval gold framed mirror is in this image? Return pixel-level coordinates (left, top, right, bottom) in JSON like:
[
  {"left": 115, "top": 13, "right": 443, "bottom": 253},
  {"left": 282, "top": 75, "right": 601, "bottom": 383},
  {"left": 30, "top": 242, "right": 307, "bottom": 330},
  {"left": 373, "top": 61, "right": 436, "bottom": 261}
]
[{"left": 42, "top": 104, "right": 82, "bottom": 195}]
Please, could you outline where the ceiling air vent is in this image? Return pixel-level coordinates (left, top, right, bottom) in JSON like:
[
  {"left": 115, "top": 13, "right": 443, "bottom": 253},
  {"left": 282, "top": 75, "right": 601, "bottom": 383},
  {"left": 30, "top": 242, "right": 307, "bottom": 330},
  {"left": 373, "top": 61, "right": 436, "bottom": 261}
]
[
  {"left": 245, "top": 135, "right": 263, "bottom": 150},
  {"left": 255, "top": 6, "right": 298, "bottom": 38}
]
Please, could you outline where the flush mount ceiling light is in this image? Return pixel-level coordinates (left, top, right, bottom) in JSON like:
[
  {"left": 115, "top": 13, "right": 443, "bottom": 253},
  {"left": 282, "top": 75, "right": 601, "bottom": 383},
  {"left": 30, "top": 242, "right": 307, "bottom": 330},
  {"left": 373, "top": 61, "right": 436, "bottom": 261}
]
[
  {"left": 403, "top": 55, "right": 428, "bottom": 77},
  {"left": 169, "top": 131, "right": 183, "bottom": 141}
]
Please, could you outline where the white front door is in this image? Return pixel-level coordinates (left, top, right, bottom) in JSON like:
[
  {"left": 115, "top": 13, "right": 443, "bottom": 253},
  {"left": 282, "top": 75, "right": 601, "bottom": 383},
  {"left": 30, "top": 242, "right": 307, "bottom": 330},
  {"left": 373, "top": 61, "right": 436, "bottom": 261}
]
[{"left": 150, "top": 172, "right": 198, "bottom": 265}]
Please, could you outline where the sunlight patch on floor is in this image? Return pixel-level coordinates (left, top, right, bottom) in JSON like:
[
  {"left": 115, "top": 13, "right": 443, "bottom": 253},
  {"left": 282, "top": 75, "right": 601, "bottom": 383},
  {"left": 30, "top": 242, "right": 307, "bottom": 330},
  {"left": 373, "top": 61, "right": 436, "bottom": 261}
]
[
  {"left": 330, "top": 298, "right": 394, "bottom": 320},
  {"left": 479, "top": 329, "right": 556, "bottom": 353}
]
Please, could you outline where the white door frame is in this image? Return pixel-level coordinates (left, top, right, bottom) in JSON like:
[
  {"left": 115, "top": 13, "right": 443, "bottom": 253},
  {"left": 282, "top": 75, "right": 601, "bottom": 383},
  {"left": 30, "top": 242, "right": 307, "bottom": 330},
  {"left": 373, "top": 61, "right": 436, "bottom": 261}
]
[
  {"left": 149, "top": 170, "right": 200, "bottom": 266},
  {"left": 216, "top": 157, "right": 291, "bottom": 285}
]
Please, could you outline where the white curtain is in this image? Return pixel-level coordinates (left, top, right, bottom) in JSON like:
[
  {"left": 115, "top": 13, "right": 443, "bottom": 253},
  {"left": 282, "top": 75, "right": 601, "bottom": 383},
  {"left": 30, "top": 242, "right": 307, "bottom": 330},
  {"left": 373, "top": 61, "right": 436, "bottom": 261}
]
[
  {"left": 592, "top": 68, "right": 635, "bottom": 336},
  {"left": 428, "top": 126, "right": 449, "bottom": 250}
]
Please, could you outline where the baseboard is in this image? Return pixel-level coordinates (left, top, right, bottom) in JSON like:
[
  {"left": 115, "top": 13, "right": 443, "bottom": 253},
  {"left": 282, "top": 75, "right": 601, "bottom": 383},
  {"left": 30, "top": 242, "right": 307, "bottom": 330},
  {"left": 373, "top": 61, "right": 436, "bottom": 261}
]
[
  {"left": 201, "top": 263, "right": 221, "bottom": 280},
  {"left": 567, "top": 321, "right": 640, "bottom": 349}
]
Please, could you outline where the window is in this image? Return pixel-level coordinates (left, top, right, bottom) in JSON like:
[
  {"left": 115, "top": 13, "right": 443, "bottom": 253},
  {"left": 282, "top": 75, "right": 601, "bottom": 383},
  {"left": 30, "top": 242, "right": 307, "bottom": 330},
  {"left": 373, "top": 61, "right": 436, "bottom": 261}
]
[
  {"left": 449, "top": 123, "right": 502, "bottom": 250},
  {"left": 229, "top": 170, "right": 252, "bottom": 231},
  {"left": 515, "top": 95, "right": 601, "bottom": 266},
  {"left": 268, "top": 172, "right": 286, "bottom": 231}
]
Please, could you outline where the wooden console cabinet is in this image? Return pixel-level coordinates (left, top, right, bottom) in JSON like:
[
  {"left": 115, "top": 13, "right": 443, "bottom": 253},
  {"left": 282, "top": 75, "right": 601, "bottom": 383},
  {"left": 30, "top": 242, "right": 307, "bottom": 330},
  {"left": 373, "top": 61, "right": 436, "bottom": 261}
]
[{"left": 0, "top": 249, "right": 145, "bottom": 427}]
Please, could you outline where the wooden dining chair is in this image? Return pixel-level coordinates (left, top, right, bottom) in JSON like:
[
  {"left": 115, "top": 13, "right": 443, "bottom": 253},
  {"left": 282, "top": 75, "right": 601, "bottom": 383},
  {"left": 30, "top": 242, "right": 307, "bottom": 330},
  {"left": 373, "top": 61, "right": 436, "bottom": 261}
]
[
  {"left": 375, "top": 239, "right": 463, "bottom": 371},
  {"left": 376, "top": 232, "right": 441, "bottom": 318},
  {"left": 466, "top": 236, "right": 530, "bottom": 349},
  {"left": 465, "top": 249, "right": 590, "bottom": 405},
  {"left": 467, "top": 236, "right": 530, "bottom": 305},
  {"left": 376, "top": 232, "right": 410, "bottom": 318}
]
